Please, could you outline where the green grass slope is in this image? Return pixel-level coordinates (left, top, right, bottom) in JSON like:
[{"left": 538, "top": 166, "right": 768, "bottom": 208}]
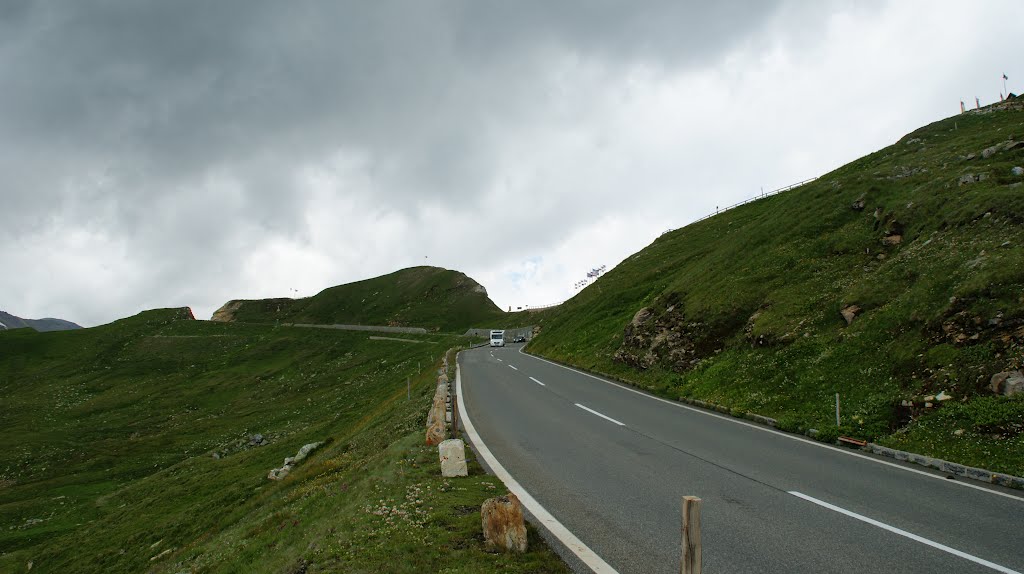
[
  {"left": 213, "top": 266, "right": 506, "bottom": 332},
  {"left": 0, "top": 309, "right": 567, "bottom": 573},
  {"left": 529, "top": 100, "right": 1024, "bottom": 476}
]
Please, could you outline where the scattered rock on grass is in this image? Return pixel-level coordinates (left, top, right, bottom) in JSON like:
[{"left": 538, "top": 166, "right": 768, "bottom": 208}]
[
  {"left": 267, "top": 441, "right": 325, "bottom": 480},
  {"left": 990, "top": 371, "right": 1024, "bottom": 397},
  {"left": 267, "top": 467, "right": 290, "bottom": 480},
  {"left": 841, "top": 305, "right": 861, "bottom": 326}
]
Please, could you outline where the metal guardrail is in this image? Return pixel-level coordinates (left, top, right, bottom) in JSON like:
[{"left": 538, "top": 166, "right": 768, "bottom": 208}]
[
  {"left": 523, "top": 177, "right": 817, "bottom": 311},
  {"left": 521, "top": 302, "right": 562, "bottom": 311},
  {"left": 664, "top": 177, "right": 818, "bottom": 235}
]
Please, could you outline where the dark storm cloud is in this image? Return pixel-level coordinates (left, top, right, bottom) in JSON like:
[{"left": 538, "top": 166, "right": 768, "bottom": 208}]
[
  {"left": 2, "top": 1, "right": 781, "bottom": 216},
  {"left": 1, "top": 0, "right": 791, "bottom": 325}
]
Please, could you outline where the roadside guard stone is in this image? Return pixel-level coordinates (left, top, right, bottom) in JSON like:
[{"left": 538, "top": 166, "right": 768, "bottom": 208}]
[
  {"left": 426, "top": 378, "right": 449, "bottom": 445},
  {"left": 481, "top": 493, "right": 528, "bottom": 553},
  {"left": 427, "top": 384, "right": 447, "bottom": 427},
  {"left": 439, "top": 439, "right": 468, "bottom": 477},
  {"left": 425, "top": 419, "right": 447, "bottom": 446}
]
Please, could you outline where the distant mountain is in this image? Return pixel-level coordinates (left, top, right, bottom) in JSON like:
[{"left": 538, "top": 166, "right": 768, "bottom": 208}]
[
  {"left": 211, "top": 266, "right": 506, "bottom": 332},
  {"left": 0, "top": 310, "right": 82, "bottom": 332}
]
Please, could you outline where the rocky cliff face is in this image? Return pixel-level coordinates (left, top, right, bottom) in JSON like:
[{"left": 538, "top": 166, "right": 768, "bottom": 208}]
[
  {"left": 210, "top": 300, "right": 243, "bottom": 322},
  {"left": 613, "top": 294, "right": 749, "bottom": 372}
]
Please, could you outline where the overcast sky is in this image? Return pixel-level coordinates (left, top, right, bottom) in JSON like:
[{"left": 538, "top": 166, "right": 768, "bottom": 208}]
[{"left": 2, "top": 1, "right": 1021, "bottom": 327}]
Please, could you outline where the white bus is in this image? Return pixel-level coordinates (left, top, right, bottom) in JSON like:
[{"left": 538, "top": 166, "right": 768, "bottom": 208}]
[{"left": 490, "top": 330, "right": 505, "bottom": 347}]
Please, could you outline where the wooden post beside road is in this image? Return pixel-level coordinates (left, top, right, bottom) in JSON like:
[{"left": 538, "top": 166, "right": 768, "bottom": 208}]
[
  {"left": 682, "top": 496, "right": 702, "bottom": 574},
  {"left": 835, "top": 393, "right": 841, "bottom": 427}
]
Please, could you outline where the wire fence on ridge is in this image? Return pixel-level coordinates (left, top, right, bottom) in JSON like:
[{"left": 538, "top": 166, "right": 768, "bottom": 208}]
[
  {"left": 666, "top": 177, "right": 818, "bottom": 234},
  {"left": 524, "top": 176, "right": 818, "bottom": 311}
]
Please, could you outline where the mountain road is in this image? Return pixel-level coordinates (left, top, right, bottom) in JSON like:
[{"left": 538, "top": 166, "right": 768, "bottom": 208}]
[{"left": 457, "top": 343, "right": 1024, "bottom": 574}]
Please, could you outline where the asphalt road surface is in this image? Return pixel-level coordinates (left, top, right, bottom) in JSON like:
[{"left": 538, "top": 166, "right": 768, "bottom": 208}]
[{"left": 458, "top": 344, "right": 1024, "bottom": 574}]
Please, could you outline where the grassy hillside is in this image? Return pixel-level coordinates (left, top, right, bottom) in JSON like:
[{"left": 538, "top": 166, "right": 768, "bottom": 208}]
[
  {"left": 528, "top": 99, "right": 1024, "bottom": 476},
  {"left": 213, "top": 266, "right": 508, "bottom": 333},
  {"left": 0, "top": 309, "right": 567, "bottom": 573}
]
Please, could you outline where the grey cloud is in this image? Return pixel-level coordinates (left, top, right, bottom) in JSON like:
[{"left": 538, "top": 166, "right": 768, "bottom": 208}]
[
  {"left": 2, "top": 1, "right": 822, "bottom": 325},
  {"left": 3, "top": 1, "right": 783, "bottom": 209},
  {"left": 452, "top": 1, "right": 783, "bottom": 68}
]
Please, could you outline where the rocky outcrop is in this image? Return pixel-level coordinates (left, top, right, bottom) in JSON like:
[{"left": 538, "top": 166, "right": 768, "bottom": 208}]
[
  {"left": 937, "top": 300, "right": 1024, "bottom": 350},
  {"left": 841, "top": 305, "right": 861, "bottom": 326},
  {"left": 990, "top": 371, "right": 1024, "bottom": 397},
  {"left": 481, "top": 493, "right": 528, "bottom": 553},
  {"left": 212, "top": 433, "right": 271, "bottom": 459},
  {"left": 211, "top": 300, "right": 244, "bottom": 322},
  {"left": 913, "top": 298, "right": 1024, "bottom": 399},
  {"left": 888, "top": 165, "right": 925, "bottom": 180},
  {"left": 614, "top": 297, "right": 746, "bottom": 372},
  {"left": 980, "top": 140, "right": 1022, "bottom": 159},
  {"left": 958, "top": 173, "right": 989, "bottom": 186},
  {"left": 267, "top": 441, "right": 325, "bottom": 481}
]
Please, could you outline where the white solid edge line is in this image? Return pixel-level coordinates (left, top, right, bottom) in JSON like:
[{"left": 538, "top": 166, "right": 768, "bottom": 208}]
[
  {"left": 456, "top": 357, "right": 619, "bottom": 574},
  {"left": 518, "top": 346, "right": 1024, "bottom": 503},
  {"left": 575, "top": 403, "right": 626, "bottom": 426},
  {"left": 530, "top": 376, "right": 546, "bottom": 386},
  {"left": 789, "top": 491, "right": 1021, "bottom": 574}
]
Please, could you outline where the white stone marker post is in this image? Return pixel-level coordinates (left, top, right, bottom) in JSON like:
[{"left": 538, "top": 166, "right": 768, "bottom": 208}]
[{"left": 439, "top": 438, "right": 468, "bottom": 477}]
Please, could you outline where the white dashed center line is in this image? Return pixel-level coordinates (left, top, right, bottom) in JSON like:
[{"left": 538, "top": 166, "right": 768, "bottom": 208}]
[
  {"left": 529, "top": 376, "right": 545, "bottom": 386},
  {"left": 575, "top": 403, "right": 625, "bottom": 426},
  {"left": 509, "top": 365, "right": 518, "bottom": 371}
]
